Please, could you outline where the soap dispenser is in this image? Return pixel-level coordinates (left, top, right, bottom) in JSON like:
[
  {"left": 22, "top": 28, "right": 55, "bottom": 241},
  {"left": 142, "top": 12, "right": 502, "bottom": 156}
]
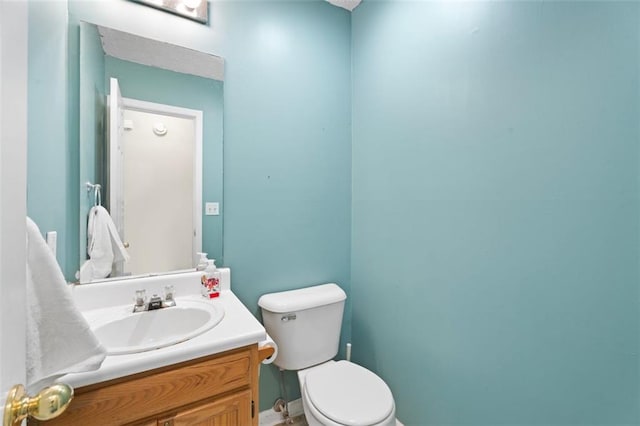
[
  {"left": 195, "top": 252, "right": 208, "bottom": 271},
  {"left": 201, "top": 259, "right": 221, "bottom": 299}
]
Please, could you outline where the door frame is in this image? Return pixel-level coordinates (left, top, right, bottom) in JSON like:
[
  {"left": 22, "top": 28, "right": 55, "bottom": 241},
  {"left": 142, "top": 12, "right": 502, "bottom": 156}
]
[
  {"left": 0, "top": 0, "right": 28, "bottom": 415},
  {"left": 112, "top": 95, "right": 204, "bottom": 268}
]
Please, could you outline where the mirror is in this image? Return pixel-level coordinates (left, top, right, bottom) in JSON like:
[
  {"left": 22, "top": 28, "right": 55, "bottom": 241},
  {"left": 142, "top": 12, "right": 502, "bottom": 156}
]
[{"left": 78, "top": 22, "right": 224, "bottom": 283}]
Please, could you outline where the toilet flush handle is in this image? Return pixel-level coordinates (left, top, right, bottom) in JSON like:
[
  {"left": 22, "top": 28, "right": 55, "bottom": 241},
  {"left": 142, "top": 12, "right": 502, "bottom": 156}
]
[{"left": 281, "top": 314, "right": 296, "bottom": 322}]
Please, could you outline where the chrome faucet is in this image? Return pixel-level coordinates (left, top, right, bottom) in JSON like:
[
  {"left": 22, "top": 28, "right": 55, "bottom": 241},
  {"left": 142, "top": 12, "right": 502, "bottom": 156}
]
[{"left": 133, "top": 286, "right": 176, "bottom": 313}]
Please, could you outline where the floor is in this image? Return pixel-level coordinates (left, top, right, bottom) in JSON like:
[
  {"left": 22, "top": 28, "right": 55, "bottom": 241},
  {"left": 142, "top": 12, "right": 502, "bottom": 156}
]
[
  {"left": 259, "top": 399, "right": 306, "bottom": 426},
  {"left": 259, "top": 398, "right": 404, "bottom": 426},
  {"left": 273, "top": 414, "right": 308, "bottom": 426}
]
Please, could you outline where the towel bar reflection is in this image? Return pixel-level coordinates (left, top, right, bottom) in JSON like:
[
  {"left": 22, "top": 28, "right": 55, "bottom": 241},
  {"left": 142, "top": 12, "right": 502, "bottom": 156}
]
[{"left": 86, "top": 182, "right": 101, "bottom": 207}]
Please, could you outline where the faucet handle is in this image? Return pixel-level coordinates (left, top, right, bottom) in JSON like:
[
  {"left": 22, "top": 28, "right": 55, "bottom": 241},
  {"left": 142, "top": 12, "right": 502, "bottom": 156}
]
[
  {"left": 164, "top": 285, "right": 175, "bottom": 301},
  {"left": 163, "top": 285, "right": 177, "bottom": 307},
  {"left": 134, "top": 289, "right": 147, "bottom": 307}
]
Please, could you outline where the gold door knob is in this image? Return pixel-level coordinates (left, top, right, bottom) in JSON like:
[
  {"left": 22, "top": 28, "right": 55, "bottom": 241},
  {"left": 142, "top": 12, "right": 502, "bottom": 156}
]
[
  {"left": 123, "top": 242, "right": 130, "bottom": 248},
  {"left": 3, "top": 383, "right": 73, "bottom": 425}
]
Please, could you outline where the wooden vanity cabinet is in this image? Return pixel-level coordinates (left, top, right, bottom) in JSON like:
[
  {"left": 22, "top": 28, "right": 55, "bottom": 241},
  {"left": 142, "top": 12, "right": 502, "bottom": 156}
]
[
  {"left": 155, "top": 390, "right": 252, "bottom": 426},
  {"left": 32, "top": 345, "right": 261, "bottom": 426}
]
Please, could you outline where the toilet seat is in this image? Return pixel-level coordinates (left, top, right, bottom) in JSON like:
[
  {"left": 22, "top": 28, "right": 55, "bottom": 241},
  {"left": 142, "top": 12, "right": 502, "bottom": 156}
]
[{"left": 303, "top": 361, "right": 394, "bottom": 426}]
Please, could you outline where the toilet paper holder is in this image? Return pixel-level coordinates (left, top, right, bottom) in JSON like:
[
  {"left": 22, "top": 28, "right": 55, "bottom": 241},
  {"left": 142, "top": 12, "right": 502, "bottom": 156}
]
[
  {"left": 258, "top": 333, "right": 278, "bottom": 365},
  {"left": 258, "top": 346, "right": 275, "bottom": 363}
]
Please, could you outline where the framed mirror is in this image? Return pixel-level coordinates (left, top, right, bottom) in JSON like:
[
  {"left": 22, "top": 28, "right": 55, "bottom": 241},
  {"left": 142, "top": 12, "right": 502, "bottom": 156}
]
[{"left": 78, "top": 22, "right": 224, "bottom": 283}]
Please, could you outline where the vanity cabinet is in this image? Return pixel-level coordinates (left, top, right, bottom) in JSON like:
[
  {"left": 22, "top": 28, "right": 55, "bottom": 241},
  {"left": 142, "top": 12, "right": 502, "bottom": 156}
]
[{"left": 31, "top": 345, "right": 261, "bottom": 426}]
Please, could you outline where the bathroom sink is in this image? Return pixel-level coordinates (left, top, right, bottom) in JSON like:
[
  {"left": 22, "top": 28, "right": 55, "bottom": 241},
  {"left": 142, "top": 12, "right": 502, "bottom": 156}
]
[{"left": 89, "top": 299, "right": 225, "bottom": 355}]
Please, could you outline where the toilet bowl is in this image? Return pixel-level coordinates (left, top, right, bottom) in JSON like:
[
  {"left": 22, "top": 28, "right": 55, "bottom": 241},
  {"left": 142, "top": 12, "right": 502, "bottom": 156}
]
[
  {"left": 298, "top": 361, "right": 396, "bottom": 426},
  {"left": 258, "top": 284, "right": 397, "bottom": 426}
]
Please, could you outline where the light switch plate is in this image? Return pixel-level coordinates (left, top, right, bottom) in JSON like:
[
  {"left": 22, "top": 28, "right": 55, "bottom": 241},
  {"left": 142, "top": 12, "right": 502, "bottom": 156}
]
[{"left": 205, "top": 202, "right": 219, "bottom": 216}]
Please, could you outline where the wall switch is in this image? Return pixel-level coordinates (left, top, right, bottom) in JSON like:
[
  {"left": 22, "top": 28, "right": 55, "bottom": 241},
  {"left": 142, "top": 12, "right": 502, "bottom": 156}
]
[
  {"left": 205, "top": 202, "right": 220, "bottom": 216},
  {"left": 46, "top": 231, "right": 57, "bottom": 257}
]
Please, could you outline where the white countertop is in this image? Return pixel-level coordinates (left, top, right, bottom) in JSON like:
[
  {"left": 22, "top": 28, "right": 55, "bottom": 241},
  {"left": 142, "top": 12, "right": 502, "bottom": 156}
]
[{"left": 61, "top": 269, "right": 266, "bottom": 389}]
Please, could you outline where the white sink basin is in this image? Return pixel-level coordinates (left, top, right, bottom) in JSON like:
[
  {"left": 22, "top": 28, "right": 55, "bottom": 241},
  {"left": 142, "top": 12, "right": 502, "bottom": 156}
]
[{"left": 89, "top": 299, "right": 224, "bottom": 355}]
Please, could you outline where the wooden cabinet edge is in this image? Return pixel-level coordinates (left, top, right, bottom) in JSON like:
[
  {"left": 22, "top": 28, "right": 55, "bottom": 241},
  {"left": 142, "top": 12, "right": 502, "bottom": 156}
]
[{"left": 31, "top": 344, "right": 261, "bottom": 426}]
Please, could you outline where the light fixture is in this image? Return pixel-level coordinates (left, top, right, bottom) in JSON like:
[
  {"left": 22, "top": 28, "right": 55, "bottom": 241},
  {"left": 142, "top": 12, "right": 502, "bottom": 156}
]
[
  {"left": 153, "top": 122, "right": 168, "bottom": 136},
  {"left": 325, "top": 0, "right": 362, "bottom": 11},
  {"left": 130, "top": 0, "right": 208, "bottom": 24}
]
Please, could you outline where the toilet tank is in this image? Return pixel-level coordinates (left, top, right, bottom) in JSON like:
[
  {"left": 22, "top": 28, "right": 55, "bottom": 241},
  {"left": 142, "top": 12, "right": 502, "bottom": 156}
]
[{"left": 258, "top": 283, "right": 346, "bottom": 371}]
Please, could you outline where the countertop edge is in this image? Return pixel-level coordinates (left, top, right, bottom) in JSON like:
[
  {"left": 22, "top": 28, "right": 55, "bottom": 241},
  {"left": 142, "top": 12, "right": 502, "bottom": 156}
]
[{"left": 60, "top": 290, "right": 266, "bottom": 389}]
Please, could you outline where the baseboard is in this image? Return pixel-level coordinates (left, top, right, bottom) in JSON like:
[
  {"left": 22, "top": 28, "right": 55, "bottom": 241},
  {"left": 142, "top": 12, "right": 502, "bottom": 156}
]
[
  {"left": 259, "top": 398, "right": 304, "bottom": 426},
  {"left": 259, "top": 398, "right": 404, "bottom": 426}
]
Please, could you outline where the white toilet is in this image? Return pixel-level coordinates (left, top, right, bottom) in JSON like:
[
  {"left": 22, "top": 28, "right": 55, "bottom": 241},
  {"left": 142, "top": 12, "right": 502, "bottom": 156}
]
[{"left": 258, "top": 284, "right": 396, "bottom": 426}]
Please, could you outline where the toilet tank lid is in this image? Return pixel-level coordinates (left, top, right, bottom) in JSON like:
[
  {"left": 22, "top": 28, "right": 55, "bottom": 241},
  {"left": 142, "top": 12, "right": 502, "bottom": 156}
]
[{"left": 258, "top": 283, "right": 346, "bottom": 313}]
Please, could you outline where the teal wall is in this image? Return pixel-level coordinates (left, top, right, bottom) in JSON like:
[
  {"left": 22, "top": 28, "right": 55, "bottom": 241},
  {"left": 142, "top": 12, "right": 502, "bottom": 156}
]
[
  {"left": 215, "top": 1, "right": 352, "bottom": 405},
  {"left": 28, "top": 0, "right": 352, "bottom": 411},
  {"left": 103, "top": 56, "right": 224, "bottom": 263},
  {"left": 28, "top": 0, "right": 640, "bottom": 422},
  {"left": 351, "top": 1, "right": 640, "bottom": 424},
  {"left": 27, "top": 1, "right": 77, "bottom": 280}
]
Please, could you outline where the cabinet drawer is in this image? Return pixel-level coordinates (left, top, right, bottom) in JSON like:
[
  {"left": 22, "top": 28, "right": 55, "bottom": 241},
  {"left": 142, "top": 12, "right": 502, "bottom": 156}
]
[
  {"left": 157, "top": 389, "right": 251, "bottom": 426},
  {"left": 36, "top": 346, "right": 254, "bottom": 426}
]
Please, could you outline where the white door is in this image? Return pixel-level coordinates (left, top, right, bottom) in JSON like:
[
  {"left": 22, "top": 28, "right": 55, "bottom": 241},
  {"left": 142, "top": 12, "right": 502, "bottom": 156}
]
[
  {"left": 122, "top": 109, "right": 195, "bottom": 275},
  {"left": 0, "top": 0, "right": 28, "bottom": 417},
  {"left": 108, "top": 77, "right": 125, "bottom": 276}
]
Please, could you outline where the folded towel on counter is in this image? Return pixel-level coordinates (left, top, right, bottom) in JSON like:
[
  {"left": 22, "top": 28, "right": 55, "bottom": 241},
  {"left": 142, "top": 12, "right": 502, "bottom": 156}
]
[
  {"left": 79, "top": 205, "right": 130, "bottom": 281},
  {"left": 26, "top": 217, "right": 106, "bottom": 392}
]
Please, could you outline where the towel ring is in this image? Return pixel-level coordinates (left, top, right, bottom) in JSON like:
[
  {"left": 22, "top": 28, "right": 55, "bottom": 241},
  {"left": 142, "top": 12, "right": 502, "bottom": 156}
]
[{"left": 85, "top": 182, "right": 102, "bottom": 207}]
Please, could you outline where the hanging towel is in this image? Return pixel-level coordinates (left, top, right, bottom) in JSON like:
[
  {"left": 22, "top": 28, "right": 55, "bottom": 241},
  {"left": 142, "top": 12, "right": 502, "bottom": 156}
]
[
  {"left": 26, "top": 217, "right": 106, "bottom": 392},
  {"left": 79, "top": 206, "right": 130, "bottom": 281}
]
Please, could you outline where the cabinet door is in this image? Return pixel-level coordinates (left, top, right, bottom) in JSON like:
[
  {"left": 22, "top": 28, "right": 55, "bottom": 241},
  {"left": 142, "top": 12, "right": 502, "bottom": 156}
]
[{"left": 159, "top": 390, "right": 252, "bottom": 426}]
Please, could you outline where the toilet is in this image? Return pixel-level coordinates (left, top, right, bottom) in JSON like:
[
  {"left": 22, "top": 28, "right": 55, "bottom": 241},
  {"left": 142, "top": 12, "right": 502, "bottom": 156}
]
[{"left": 258, "top": 284, "right": 396, "bottom": 426}]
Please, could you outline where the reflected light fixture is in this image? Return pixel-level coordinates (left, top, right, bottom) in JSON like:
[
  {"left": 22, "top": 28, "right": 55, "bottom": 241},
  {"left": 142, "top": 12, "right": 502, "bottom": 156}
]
[
  {"left": 325, "top": 0, "right": 361, "bottom": 11},
  {"left": 131, "top": 0, "right": 208, "bottom": 24}
]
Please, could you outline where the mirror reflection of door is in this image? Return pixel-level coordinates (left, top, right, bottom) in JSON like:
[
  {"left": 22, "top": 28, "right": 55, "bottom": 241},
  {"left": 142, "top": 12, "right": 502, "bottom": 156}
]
[
  {"left": 108, "top": 77, "right": 125, "bottom": 276},
  {"left": 108, "top": 85, "right": 203, "bottom": 277},
  {"left": 122, "top": 108, "right": 195, "bottom": 275}
]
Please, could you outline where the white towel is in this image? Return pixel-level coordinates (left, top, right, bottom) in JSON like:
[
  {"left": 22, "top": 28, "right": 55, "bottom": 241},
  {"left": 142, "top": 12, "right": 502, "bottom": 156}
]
[
  {"left": 79, "top": 206, "right": 130, "bottom": 281},
  {"left": 26, "top": 217, "right": 106, "bottom": 392}
]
